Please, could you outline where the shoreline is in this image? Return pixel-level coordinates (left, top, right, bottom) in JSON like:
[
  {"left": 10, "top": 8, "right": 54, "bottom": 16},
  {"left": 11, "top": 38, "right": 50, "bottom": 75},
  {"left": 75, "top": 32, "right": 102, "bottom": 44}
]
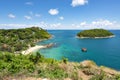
[
  {"left": 22, "top": 36, "right": 54, "bottom": 55},
  {"left": 21, "top": 45, "right": 46, "bottom": 55},
  {"left": 22, "top": 43, "right": 54, "bottom": 55},
  {"left": 76, "top": 35, "right": 115, "bottom": 39}
]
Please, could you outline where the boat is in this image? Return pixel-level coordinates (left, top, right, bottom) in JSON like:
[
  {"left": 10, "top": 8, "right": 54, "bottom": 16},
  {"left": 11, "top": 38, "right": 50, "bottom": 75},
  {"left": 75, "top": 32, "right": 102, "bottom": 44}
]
[{"left": 81, "top": 48, "right": 87, "bottom": 52}]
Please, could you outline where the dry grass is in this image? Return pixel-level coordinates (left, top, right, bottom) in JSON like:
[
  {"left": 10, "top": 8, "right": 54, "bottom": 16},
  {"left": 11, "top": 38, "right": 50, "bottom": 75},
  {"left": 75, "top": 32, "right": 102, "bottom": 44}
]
[{"left": 1, "top": 60, "right": 120, "bottom": 80}]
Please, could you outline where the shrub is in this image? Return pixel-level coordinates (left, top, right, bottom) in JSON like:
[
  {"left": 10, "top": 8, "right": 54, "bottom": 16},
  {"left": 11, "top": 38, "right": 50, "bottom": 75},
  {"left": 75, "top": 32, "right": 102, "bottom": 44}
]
[
  {"left": 89, "top": 71, "right": 112, "bottom": 80},
  {"left": 62, "top": 57, "right": 68, "bottom": 64},
  {"left": 38, "top": 67, "right": 67, "bottom": 79},
  {"left": 114, "top": 74, "right": 120, "bottom": 80}
]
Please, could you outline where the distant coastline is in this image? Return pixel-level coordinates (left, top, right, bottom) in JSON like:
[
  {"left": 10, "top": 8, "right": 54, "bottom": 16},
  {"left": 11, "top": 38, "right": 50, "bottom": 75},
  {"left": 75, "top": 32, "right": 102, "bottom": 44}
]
[{"left": 76, "top": 35, "right": 115, "bottom": 39}]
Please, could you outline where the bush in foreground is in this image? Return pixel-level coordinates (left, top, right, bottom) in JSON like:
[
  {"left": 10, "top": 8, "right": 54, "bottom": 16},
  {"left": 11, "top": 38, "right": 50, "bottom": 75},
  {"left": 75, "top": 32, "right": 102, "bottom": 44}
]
[{"left": 0, "top": 52, "right": 120, "bottom": 80}]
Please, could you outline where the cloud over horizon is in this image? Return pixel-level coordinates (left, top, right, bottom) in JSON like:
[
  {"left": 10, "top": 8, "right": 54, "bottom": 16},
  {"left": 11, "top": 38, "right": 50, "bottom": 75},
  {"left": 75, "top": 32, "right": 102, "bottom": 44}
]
[
  {"left": 72, "top": 19, "right": 117, "bottom": 29},
  {"left": 0, "top": 19, "right": 119, "bottom": 30},
  {"left": 24, "top": 16, "right": 32, "bottom": 20}
]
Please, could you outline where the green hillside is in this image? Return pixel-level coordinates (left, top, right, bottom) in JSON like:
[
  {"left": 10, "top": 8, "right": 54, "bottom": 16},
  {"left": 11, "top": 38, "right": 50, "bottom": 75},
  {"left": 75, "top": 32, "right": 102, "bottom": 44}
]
[
  {"left": 0, "top": 27, "right": 51, "bottom": 53},
  {"left": 0, "top": 52, "right": 120, "bottom": 80}
]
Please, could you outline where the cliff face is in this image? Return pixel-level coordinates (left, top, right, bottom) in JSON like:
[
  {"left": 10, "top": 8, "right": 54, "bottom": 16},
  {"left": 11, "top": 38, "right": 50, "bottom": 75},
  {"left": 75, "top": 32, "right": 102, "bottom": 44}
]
[{"left": 79, "top": 60, "right": 120, "bottom": 80}]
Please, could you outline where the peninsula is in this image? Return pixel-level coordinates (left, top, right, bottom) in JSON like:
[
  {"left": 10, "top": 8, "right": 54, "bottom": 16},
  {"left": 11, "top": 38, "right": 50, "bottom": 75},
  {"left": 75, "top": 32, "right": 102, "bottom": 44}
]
[
  {"left": 77, "top": 29, "right": 115, "bottom": 39},
  {"left": 0, "top": 27, "right": 51, "bottom": 53}
]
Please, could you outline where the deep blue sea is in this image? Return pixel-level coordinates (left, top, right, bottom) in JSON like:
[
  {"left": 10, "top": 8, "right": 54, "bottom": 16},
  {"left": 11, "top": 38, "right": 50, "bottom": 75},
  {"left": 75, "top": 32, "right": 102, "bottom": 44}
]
[{"left": 38, "top": 30, "right": 120, "bottom": 70}]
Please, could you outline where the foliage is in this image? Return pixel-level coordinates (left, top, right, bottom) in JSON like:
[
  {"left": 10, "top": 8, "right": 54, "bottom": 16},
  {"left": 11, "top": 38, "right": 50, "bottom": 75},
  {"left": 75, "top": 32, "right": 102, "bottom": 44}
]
[
  {"left": 77, "top": 29, "right": 114, "bottom": 38},
  {"left": 0, "top": 52, "right": 120, "bottom": 80},
  {"left": 62, "top": 57, "right": 68, "bottom": 64},
  {"left": 114, "top": 74, "right": 120, "bottom": 80},
  {"left": 0, "top": 27, "right": 51, "bottom": 52},
  {"left": 89, "top": 70, "right": 120, "bottom": 80},
  {"left": 0, "top": 52, "right": 35, "bottom": 74},
  {"left": 37, "top": 66, "right": 67, "bottom": 79},
  {"left": 0, "top": 52, "right": 67, "bottom": 79}
]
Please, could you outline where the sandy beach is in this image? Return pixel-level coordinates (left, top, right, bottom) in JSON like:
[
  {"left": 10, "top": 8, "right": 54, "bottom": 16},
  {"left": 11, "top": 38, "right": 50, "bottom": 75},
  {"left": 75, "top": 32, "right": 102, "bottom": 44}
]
[
  {"left": 22, "top": 43, "right": 54, "bottom": 55},
  {"left": 22, "top": 45, "right": 46, "bottom": 55}
]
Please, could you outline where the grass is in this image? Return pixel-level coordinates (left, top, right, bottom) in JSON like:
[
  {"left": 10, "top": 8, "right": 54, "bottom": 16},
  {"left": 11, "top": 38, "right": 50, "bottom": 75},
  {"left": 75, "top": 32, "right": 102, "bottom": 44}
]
[{"left": 0, "top": 52, "right": 120, "bottom": 80}]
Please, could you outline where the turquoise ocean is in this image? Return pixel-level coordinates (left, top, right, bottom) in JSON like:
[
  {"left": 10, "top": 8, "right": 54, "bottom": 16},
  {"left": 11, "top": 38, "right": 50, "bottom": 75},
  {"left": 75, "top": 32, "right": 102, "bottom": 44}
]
[{"left": 38, "top": 30, "right": 120, "bottom": 70}]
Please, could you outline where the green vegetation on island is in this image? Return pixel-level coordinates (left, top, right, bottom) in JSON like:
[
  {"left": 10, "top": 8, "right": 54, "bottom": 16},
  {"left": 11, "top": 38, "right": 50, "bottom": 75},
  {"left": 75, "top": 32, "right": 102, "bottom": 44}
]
[
  {"left": 0, "top": 27, "right": 51, "bottom": 53},
  {"left": 77, "top": 29, "right": 114, "bottom": 38},
  {"left": 0, "top": 52, "right": 120, "bottom": 80}
]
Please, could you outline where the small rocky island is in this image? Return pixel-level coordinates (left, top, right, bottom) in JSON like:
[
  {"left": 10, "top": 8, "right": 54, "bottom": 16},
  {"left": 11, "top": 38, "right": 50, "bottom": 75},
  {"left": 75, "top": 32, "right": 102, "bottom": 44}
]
[{"left": 77, "top": 29, "right": 115, "bottom": 38}]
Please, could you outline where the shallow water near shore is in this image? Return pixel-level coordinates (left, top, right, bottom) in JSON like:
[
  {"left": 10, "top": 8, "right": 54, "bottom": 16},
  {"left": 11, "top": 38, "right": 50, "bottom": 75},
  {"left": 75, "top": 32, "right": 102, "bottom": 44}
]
[{"left": 38, "top": 30, "right": 120, "bottom": 70}]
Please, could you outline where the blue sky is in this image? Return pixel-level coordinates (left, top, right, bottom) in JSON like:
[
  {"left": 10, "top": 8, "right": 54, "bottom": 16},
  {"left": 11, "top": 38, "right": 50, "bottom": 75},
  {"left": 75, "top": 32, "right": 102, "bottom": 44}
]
[{"left": 0, "top": 0, "right": 120, "bottom": 29}]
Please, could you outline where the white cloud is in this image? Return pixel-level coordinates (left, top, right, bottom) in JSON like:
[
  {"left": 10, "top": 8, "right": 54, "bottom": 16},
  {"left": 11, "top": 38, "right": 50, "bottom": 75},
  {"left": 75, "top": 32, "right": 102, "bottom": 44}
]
[
  {"left": 80, "top": 21, "right": 86, "bottom": 26},
  {"left": 35, "top": 14, "right": 41, "bottom": 17},
  {"left": 24, "top": 16, "right": 32, "bottom": 20},
  {"left": 0, "top": 19, "right": 119, "bottom": 30},
  {"left": 59, "top": 16, "right": 64, "bottom": 20},
  {"left": 0, "top": 22, "right": 62, "bottom": 29},
  {"left": 29, "top": 11, "right": 33, "bottom": 15},
  {"left": 38, "top": 21, "right": 48, "bottom": 28},
  {"left": 25, "top": 2, "right": 33, "bottom": 5},
  {"left": 72, "top": 24, "right": 75, "bottom": 26},
  {"left": 71, "top": 0, "right": 88, "bottom": 7},
  {"left": 92, "top": 20, "right": 113, "bottom": 27},
  {"left": 0, "top": 24, "right": 31, "bottom": 29},
  {"left": 73, "top": 19, "right": 117, "bottom": 29},
  {"left": 8, "top": 14, "right": 16, "bottom": 19},
  {"left": 50, "top": 23, "right": 61, "bottom": 27},
  {"left": 36, "top": 22, "right": 62, "bottom": 29},
  {"left": 48, "top": 9, "right": 59, "bottom": 15},
  {"left": 0, "top": 23, "right": 48, "bottom": 29},
  {"left": 28, "top": 12, "right": 41, "bottom": 17}
]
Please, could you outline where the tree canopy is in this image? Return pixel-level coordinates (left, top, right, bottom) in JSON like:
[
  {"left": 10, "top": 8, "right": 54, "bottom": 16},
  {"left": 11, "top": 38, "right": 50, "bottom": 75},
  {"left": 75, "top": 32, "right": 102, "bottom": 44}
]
[
  {"left": 0, "top": 27, "right": 51, "bottom": 52},
  {"left": 77, "top": 29, "right": 114, "bottom": 38}
]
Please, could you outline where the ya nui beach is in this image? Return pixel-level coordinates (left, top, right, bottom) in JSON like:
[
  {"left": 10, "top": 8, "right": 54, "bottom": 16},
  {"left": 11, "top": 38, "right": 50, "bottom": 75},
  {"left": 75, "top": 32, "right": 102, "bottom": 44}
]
[{"left": 22, "top": 43, "right": 54, "bottom": 55}]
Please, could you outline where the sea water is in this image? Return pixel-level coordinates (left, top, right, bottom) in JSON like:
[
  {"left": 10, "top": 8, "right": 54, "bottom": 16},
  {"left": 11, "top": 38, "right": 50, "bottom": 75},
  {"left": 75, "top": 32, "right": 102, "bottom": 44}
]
[{"left": 38, "top": 30, "right": 120, "bottom": 70}]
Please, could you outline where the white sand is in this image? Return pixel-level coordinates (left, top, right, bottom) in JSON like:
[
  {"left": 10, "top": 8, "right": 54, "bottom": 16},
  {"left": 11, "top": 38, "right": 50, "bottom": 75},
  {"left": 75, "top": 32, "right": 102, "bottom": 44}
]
[
  {"left": 76, "top": 35, "right": 115, "bottom": 39},
  {"left": 22, "top": 45, "right": 46, "bottom": 55}
]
